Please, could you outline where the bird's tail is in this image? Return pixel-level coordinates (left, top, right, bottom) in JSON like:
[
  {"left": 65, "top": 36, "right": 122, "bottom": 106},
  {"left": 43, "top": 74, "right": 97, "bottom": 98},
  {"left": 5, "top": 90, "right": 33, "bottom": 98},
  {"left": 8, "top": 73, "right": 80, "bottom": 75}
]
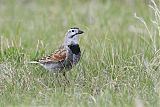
[{"left": 27, "top": 61, "right": 39, "bottom": 64}]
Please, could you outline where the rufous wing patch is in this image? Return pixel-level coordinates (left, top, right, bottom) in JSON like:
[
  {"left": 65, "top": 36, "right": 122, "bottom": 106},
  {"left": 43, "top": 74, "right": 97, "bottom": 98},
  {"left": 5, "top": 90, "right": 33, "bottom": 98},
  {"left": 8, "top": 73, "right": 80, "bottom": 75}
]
[
  {"left": 38, "top": 46, "right": 67, "bottom": 63},
  {"left": 50, "top": 49, "right": 66, "bottom": 61}
]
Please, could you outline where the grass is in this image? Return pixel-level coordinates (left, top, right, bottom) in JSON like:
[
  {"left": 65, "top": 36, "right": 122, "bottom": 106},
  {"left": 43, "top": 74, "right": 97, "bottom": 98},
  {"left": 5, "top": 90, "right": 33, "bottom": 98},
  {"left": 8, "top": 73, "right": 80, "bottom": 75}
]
[{"left": 0, "top": 0, "right": 160, "bottom": 106}]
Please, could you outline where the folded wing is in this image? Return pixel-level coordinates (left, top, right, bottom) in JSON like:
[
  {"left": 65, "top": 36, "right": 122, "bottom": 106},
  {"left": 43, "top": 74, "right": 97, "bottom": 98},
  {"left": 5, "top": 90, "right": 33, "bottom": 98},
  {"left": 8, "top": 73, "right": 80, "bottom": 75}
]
[{"left": 38, "top": 46, "right": 67, "bottom": 63}]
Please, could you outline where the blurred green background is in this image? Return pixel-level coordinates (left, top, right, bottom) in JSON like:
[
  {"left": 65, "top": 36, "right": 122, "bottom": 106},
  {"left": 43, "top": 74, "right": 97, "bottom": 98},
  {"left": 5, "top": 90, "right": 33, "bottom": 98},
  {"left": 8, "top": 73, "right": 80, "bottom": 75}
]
[{"left": 1, "top": 0, "right": 160, "bottom": 107}]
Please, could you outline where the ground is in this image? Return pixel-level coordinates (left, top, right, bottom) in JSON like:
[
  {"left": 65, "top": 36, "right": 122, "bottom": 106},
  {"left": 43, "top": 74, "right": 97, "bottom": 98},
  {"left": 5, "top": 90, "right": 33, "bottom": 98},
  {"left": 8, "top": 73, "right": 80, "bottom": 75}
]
[{"left": 0, "top": 0, "right": 160, "bottom": 107}]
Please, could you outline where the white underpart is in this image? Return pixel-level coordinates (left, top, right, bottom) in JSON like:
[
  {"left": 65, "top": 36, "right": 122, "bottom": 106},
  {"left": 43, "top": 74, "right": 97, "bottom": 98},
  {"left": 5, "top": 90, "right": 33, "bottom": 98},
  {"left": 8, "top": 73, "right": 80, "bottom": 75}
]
[{"left": 64, "top": 35, "right": 79, "bottom": 45}]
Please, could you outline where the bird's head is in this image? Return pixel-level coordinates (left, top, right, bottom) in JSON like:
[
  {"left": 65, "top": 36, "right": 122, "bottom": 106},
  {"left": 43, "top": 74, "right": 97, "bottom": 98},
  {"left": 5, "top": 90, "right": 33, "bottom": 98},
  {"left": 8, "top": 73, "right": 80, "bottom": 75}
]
[{"left": 64, "top": 27, "right": 84, "bottom": 45}]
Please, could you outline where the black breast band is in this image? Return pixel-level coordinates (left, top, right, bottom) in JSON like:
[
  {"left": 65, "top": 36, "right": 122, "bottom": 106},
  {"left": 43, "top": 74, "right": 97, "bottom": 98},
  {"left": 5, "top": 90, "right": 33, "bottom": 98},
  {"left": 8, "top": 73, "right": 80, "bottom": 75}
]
[{"left": 68, "top": 44, "right": 81, "bottom": 55}]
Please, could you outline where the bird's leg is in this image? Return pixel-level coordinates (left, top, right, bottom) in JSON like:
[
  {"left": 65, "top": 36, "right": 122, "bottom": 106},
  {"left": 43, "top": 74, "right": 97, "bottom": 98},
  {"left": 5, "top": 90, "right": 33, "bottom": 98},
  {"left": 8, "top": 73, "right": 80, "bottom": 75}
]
[
  {"left": 63, "top": 72, "right": 70, "bottom": 85},
  {"left": 55, "top": 72, "right": 61, "bottom": 87}
]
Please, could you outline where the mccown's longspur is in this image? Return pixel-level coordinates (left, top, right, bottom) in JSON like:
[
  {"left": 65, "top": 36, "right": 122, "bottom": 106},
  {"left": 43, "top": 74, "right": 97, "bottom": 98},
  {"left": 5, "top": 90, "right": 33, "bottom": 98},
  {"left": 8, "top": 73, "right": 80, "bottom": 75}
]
[{"left": 29, "top": 27, "right": 84, "bottom": 76}]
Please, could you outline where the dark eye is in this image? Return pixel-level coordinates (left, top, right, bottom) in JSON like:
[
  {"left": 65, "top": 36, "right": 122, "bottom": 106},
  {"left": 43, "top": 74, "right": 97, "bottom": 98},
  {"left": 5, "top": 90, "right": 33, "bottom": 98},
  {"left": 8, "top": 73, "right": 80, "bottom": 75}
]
[{"left": 71, "top": 30, "right": 74, "bottom": 32}]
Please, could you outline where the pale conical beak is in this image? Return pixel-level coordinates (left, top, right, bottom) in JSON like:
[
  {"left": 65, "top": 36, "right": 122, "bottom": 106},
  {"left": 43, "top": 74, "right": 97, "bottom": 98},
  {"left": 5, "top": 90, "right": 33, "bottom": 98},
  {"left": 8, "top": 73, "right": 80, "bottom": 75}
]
[{"left": 78, "top": 30, "right": 84, "bottom": 34}]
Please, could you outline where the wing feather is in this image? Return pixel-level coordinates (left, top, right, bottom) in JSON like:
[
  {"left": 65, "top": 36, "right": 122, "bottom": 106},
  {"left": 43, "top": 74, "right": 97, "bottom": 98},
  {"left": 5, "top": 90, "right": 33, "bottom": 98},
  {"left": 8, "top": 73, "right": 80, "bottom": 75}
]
[{"left": 38, "top": 46, "right": 67, "bottom": 63}]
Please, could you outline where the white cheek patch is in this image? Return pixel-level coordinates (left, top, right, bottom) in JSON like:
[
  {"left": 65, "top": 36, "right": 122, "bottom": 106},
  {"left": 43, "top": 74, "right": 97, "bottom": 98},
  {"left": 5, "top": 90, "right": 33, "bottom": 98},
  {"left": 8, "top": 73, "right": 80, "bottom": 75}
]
[{"left": 64, "top": 29, "right": 80, "bottom": 45}]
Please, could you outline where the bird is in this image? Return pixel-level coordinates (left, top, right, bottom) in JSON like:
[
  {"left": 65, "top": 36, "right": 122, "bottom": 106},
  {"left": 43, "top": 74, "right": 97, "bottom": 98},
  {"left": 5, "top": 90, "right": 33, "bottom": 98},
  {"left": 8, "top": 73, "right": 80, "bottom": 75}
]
[{"left": 29, "top": 27, "right": 84, "bottom": 76}]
